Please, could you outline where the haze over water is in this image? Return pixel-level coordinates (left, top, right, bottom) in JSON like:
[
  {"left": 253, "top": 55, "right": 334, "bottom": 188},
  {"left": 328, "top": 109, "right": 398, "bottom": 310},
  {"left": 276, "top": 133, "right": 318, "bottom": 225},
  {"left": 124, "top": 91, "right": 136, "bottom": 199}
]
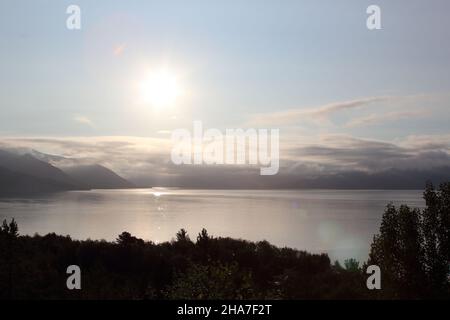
[{"left": 0, "top": 189, "right": 424, "bottom": 262}]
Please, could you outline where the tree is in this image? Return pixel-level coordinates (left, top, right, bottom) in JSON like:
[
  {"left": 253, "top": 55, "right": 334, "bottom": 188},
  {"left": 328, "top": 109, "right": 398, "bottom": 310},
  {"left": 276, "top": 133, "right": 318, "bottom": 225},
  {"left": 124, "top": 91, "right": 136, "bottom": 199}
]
[
  {"left": 422, "top": 182, "right": 450, "bottom": 296},
  {"left": 0, "top": 219, "right": 18, "bottom": 238},
  {"left": 165, "top": 262, "right": 255, "bottom": 299},
  {"left": 176, "top": 229, "right": 190, "bottom": 242},
  {"left": 344, "top": 259, "right": 360, "bottom": 272},
  {"left": 116, "top": 231, "right": 144, "bottom": 246},
  {"left": 197, "top": 228, "right": 210, "bottom": 244},
  {"left": 369, "top": 183, "right": 450, "bottom": 299},
  {"left": 0, "top": 219, "right": 19, "bottom": 299}
]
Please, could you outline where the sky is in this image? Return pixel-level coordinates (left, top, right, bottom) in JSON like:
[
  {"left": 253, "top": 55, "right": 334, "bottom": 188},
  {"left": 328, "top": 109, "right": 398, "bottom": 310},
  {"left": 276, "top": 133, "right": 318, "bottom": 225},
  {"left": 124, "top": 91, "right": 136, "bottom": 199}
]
[{"left": 0, "top": 0, "right": 449, "bottom": 183}]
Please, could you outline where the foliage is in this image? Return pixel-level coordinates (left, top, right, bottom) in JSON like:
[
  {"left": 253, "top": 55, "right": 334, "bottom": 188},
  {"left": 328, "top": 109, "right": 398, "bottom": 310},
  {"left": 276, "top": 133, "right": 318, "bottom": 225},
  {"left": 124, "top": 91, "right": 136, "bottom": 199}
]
[
  {"left": 368, "top": 182, "right": 450, "bottom": 299},
  {"left": 0, "top": 223, "right": 366, "bottom": 299},
  {"left": 165, "top": 262, "right": 255, "bottom": 299}
]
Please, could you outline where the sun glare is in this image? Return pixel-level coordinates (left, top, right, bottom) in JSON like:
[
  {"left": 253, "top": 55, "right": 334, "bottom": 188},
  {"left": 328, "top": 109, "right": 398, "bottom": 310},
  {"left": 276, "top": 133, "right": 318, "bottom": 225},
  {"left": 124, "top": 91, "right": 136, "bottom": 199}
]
[{"left": 139, "top": 69, "right": 181, "bottom": 109}]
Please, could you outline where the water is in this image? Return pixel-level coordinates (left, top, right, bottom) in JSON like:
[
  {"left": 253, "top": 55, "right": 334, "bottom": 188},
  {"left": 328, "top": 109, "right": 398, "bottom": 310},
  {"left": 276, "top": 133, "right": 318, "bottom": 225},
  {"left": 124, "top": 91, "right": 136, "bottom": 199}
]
[{"left": 0, "top": 189, "right": 425, "bottom": 262}]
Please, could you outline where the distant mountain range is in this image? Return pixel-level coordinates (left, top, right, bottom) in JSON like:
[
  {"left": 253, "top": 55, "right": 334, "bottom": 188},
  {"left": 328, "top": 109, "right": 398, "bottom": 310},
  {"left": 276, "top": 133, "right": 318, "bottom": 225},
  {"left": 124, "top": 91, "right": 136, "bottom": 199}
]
[
  {"left": 0, "top": 149, "right": 133, "bottom": 196},
  {"left": 1, "top": 146, "right": 449, "bottom": 195},
  {"left": 130, "top": 165, "right": 450, "bottom": 190}
]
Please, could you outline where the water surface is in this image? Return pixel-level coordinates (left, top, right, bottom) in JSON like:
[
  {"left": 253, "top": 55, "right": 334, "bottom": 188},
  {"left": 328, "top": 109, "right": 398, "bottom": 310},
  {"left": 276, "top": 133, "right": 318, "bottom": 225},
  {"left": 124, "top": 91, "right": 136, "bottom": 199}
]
[{"left": 0, "top": 189, "right": 424, "bottom": 262}]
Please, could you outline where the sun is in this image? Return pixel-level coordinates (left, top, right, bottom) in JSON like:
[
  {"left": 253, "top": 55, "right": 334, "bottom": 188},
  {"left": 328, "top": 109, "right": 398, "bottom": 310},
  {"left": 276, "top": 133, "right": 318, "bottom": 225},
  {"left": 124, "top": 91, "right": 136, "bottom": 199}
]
[{"left": 139, "top": 69, "right": 181, "bottom": 109}]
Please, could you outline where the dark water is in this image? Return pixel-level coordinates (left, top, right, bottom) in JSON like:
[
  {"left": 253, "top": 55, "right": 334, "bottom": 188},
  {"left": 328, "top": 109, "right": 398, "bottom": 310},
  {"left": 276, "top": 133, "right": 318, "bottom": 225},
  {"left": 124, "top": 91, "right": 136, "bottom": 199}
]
[{"left": 0, "top": 189, "right": 424, "bottom": 262}]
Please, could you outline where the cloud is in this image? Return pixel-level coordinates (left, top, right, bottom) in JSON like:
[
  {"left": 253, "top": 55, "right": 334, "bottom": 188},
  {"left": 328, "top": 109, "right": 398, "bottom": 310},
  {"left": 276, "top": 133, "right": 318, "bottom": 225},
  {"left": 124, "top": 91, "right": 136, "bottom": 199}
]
[
  {"left": 398, "top": 134, "right": 450, "bottom": 150},
  {"left": 345, "top": 110, "right": 428, "bottom": 128},
  {"left": 246, "top": 94, "right": 434, "bottom": 128},
  {"left": 1, "top": 136, "right": 172, "bottom": 177},
  {"left": 2, "top": 130, "right": 449, "bottom": 187},
  {"left": 286, "top": 134, "right": 450, "bottom": 173},
  {"left": 247, "top": 96, "right": 394, "bottom": 127},
  {"left": 73, "top": 115, "right": 96, "bottom": 128}
]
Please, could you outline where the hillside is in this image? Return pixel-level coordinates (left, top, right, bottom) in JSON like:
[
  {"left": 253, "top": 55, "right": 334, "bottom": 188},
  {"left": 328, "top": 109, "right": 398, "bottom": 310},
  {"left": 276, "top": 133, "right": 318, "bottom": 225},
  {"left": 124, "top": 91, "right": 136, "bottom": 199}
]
[{"left": 61, "top": 164, "right": 134, "bottom": 189}]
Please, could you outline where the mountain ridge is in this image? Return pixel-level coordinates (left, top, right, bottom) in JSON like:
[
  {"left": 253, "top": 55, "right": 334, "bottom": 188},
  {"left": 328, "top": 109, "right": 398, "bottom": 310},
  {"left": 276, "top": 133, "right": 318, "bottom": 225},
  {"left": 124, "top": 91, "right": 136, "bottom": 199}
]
[
  {"left": 61, "top": 164, "right": 134, "bottom": 189},
  {"left": 0, "top": 149, "right": 133, "bottom": 195}
]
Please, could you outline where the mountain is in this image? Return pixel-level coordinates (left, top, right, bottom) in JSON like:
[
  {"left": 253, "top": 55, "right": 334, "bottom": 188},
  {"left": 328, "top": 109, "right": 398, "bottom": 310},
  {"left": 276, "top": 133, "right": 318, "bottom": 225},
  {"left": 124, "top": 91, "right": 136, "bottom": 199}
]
[
  {"left": 3, "top": 147, "right": 68, "bottom": 163},
  {"left": 0, "top": 149, "right": 132, "bottom": 195},
  {"left": 130, "top": 166, "right": 450, "bottom": 189},
  {"left": 288, "top": 167, "right": 450, "bottom": 189},
  {"left": 61, "top": 164, "right": 134, "bottom": 189},
  {"left": 2, "top": 146, "right": 448, "bottom": 192},
  {"left": 0, "top": 149, "right": 79, "bottom": 190},
  {"left": 0, "top": 166, "right": 77, "bottom": 196}
]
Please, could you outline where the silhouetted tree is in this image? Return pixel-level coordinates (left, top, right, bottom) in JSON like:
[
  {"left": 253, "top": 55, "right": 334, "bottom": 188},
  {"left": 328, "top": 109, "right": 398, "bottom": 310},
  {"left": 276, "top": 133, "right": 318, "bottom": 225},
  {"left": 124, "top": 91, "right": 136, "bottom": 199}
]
[
  {"left": 422, "top": 182, "right": 450, "bottom": 296},
  {"left": 176, "top": 229, "right": 190, "bottom": 242},
  {"left": 1, "top": 219, "right": 18, "bottom": 238},
  {"left": 165, "top": 262, "right": 254, "bottom": 299},
  {"left": 197, "top": 228, "right": 210, "bottom": 244},
  {"left": 369, "top": 183, "right": 450, "bottom": 299},
  {"left": 0, "top": 219, "right": 19, "bottom": 299},
  {"left": 116, "top": 231, "right": 144, "bottom": 246},
  {"left": 344, "top": 259, "right": 360, "bottom": 272}
]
